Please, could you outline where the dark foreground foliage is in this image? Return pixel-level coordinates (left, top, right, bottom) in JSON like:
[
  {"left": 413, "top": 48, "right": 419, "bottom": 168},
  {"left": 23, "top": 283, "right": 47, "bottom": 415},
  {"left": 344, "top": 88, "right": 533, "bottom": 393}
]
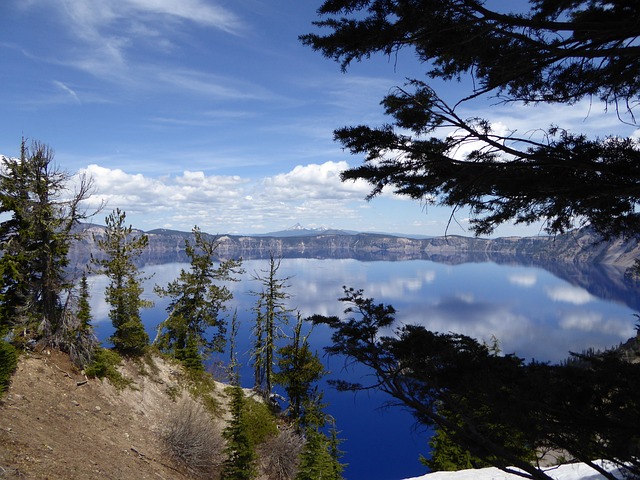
[
  {"left": 0, "top": 339, "right": 18, "bottom": 397},
  {"left": 302, "top": 1, "right": 640, "bottom": 238},
  {"left": 311, "top": 287, "right": 640, "bottom": 480}
]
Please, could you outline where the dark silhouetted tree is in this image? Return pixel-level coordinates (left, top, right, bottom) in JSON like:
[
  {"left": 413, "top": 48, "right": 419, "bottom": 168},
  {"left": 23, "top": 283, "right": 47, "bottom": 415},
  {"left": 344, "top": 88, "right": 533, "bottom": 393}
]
[
  {"left": 302, "top": 1, "right": 640, "bottom": 238},
  {"left": 310, "top": 287, "right": 640, "bottom": 480}
]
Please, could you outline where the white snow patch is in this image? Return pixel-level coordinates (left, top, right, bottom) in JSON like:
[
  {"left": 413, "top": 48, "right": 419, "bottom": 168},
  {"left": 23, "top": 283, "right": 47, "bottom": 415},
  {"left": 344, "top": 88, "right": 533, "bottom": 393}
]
[{"left": 403, "top": 461, "right": 625, "bottom": 480}]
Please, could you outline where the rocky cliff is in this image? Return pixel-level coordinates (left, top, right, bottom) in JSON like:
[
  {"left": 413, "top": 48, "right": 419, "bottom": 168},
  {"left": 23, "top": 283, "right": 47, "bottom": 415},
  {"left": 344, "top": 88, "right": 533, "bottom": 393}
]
[{"left": 70, "top": 225, "right": 640, "bottom": 269}]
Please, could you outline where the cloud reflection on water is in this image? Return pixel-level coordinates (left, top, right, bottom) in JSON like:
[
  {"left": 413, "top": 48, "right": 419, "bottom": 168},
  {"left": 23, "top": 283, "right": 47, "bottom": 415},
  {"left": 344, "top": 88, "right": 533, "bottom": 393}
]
[{"left": 89, "top": 258, "right": 636, "bottom": 363}]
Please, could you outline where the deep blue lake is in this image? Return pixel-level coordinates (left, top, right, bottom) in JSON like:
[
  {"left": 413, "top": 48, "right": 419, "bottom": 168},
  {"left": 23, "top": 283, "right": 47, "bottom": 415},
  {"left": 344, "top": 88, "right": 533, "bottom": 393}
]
[{"left": 89, "top": 257, "right": 638, "bottom": 480}]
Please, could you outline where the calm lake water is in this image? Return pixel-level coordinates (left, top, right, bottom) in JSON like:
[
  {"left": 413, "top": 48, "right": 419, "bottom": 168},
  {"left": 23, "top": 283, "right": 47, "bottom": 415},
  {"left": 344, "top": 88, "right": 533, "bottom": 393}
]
[{"left": 89, "top": 257, "right": 638, "bottom": 480}]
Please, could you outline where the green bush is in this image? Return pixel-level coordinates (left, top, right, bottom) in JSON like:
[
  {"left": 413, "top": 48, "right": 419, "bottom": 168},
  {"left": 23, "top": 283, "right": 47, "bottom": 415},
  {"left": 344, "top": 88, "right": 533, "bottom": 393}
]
[
  {"left": 242, "top": 395, "right": 279, "bottom": 447},
  {"left": 0, "top": 340, "right": 18, "bottom": 397},
  {"left": 187, "top": 370, "right": 222, "bottom": 416},
  {"left": 85, "top": 348, "right": 132, "bottom": 390}
]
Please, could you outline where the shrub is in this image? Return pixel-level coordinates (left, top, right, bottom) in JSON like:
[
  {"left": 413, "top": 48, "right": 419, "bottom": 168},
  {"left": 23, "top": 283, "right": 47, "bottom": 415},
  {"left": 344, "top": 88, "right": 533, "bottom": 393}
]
[
  {"left": 257, "top": 426, "right": 303, "bottom": 480},
  {"left": 84, "top": 348, "right": 132, "bottom": 390},
  {"left": 163, "top": 398, "right": 225, "bottom": 476},
  {"left": 187, "top": 369, "right": 222, "bottom": 416},
  {"left": 242, "top": 394, "right": 279, "bottom": 447},
  {"left": 0, "top": 340, "right": 18, "bottom": 397}
]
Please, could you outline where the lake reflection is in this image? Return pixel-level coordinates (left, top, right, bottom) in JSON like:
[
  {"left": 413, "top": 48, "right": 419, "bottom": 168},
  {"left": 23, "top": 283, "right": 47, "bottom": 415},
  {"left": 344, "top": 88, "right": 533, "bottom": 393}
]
[{"left": 88, "top": 258, "right": 638, "bottom": 480}]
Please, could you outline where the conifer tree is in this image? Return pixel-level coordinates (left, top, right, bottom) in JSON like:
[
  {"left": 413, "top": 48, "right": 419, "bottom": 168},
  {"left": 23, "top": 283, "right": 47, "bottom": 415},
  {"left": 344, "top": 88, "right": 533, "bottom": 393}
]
[
  {"left": 0, "top": 140, "right": 94, "bottom": 344},
  {"left": 65, "top": 271, "right": 99, "bottom": 367},
  {"left": 274, "top": 314, "right": 325, "bottom": 429},
  {"left": 92, "top": 209, "right": 151, "bottom": 355},
  {"left": 76, "top": 272, "right": 92, "bottom": 331},
  {"left": 295, "top": 391, "right": 344, "bottom": 480},
  {"left": 250, "top": 253, "right": 292, "bottom": 397},
  {"left": 222, "top": 386, "right": 256, "bottom": 480},
  {"left": 302, "top": 1, "right": 640, "bottom": 239},
  {"left": 154, "top": 226, "right": 242, "bottom": 371}
]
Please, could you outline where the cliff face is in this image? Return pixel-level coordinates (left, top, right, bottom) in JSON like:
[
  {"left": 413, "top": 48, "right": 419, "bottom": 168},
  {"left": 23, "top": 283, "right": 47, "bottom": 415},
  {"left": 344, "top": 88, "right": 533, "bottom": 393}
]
[{"left": 71, "top": 226, "right": 640, "bottom": 268}]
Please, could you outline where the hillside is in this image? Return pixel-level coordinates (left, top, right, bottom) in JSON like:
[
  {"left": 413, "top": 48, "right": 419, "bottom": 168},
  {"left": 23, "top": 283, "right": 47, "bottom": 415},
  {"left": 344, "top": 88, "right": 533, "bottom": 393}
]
[
  {"left": 2, "top": 348, "right": 635, "bottom": 480},
  {"left": 0, "top": 349, "right": 234, "bottom": 480}
]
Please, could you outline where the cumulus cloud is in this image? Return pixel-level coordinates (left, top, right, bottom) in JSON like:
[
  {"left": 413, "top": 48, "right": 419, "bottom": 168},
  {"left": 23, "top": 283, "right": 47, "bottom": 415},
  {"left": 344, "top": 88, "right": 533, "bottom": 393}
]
[
  {"left": 77, "top": 161, "right": 373, "bottom": 233},
  {"left": 263, "top": 161, "right": 370, "bottom": 201}
]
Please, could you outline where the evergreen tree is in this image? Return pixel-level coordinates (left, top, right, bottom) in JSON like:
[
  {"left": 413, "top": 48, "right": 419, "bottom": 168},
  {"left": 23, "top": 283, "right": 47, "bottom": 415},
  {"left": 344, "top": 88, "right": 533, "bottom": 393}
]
[
  {"left": 76, "top": 272, "right": 92, "bottom": 331},
  {"left": 65, "top": 271, "right": 99, "bottom": 367},
  {"left": 295, "top": 391, "right": 344, "bottom": 480},
  {"left": 0, "top": 339, "right": 18, "bottom": 397},
  {"left": 0, "top": 140, "right": 94, "bottom": 345},
  {"left": 154, "top": 226, "right": 242, "bottom": 371},
  {"left": 302, "top": 1, "right": 640, "bottom": 239},
  {"left": 92, "top": 209, "right": 151, "bottom": 355},
  {"left": 274, "top": 314, "right": 325, "bottom": 429},
  {"left": 250, "top": 253, "right": 292, "bottom": 398},
  {"left": 422, "top": 410, "right": 491, "bottom": 472},
  {"left": 222, "top": 386, "right": 256, "bottom": 480},
  {"left": 327, "top": 417, "right": 346, "bottom": 479}
]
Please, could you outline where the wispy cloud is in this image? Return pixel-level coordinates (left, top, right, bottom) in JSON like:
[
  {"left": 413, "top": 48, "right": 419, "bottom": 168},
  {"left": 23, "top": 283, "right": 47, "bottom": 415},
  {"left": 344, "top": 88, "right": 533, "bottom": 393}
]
[
  {"left": 22, "top": 0, "right": 245, "bottom": 90},
  {"left": 53, "top": 81, "right": 81, "bottom": 104},
  {"left": 559, "top": 312, "right": 630, "bottom": 335}
]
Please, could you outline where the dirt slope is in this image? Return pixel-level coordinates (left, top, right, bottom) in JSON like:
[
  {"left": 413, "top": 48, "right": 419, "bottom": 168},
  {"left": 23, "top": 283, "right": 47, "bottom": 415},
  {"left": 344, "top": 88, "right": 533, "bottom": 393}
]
[{"left": 0, "top": 349, "right": 227, "bottom": 480}]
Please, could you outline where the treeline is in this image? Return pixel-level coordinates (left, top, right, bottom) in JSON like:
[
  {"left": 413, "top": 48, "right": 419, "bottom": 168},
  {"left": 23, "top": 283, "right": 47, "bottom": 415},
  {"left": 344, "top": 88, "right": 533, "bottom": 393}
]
[{"left": 0, "top": 140, "right": 344, "bottom": 480}]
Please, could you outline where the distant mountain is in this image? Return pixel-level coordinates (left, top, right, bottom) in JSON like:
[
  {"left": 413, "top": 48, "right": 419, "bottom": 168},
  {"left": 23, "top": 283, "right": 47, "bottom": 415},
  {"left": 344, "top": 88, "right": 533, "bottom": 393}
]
[
  {"left": 254, "top": 223, "right": 360, "bottom": 238},
  {"left": 71, "top": 223, "right": 640, "bottom": 269}
]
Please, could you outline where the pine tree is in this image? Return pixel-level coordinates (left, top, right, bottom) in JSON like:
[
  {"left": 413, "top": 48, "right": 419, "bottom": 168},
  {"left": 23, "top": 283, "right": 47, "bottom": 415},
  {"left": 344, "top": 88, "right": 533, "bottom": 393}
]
[
  {"left": 274, "top": 314, "right": 325, "bottom": 429},
  {"left": 65, "top": 271, "right": 99, "bottom": 367},
  {"left": 295, "top": 394, "right": 344, "bottom": 480},
  {"left": 284, "top": 366, "right": 344, "bottom": 480},
  {"left": 222, "top": 386, "right": 256, "bottom": 480},
  {"left": 0, "top": 140, "right": 94, "bottom": 345},
  {"left": 302, "top": 1, "right": 640, "bottom": 239},
  {"left": 92, "top": 209, "right": 151, "bottom": 355},
  {"left": 154, "top": 226, "right": 242, "bottom": 371},
  {"left": 250, "top": 253, "right": 292, "bottom": 398},
  {"left": 76, "top": 272, "right": 92, "bottom": 331}
]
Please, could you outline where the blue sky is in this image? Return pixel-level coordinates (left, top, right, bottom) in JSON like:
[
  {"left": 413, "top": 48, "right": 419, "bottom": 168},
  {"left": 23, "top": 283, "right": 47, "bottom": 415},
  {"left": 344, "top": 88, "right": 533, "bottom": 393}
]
[{"left": 1, "top": 0, "right": 638, "bottom": 237}]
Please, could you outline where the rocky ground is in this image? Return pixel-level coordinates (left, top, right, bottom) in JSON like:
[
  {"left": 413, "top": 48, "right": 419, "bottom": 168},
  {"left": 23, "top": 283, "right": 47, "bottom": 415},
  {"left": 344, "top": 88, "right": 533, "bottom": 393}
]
[{"left": 0, "top": 349, "right": 229, "bottom": 480}]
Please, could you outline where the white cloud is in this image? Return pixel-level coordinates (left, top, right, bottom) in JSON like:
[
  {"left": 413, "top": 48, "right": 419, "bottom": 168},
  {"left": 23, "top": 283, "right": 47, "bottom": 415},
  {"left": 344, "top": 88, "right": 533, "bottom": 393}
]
[
  {"left": 53, "top": 81, "right": 81, "bottom": 104},
  {"left": 77, "top": 161, "right": 375, "bottom": 233},
  {"left": 262, "top": 161, "right": 371, "bottom": 201},
  {"left": 545, "top": 285, "right": 594, "bottom": 305},
  {"left": 22, "top": 0, "right": 246, "bottom": 92},
  {"left": 124, "top": 0, "right": 243, "bottom": 33}
]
